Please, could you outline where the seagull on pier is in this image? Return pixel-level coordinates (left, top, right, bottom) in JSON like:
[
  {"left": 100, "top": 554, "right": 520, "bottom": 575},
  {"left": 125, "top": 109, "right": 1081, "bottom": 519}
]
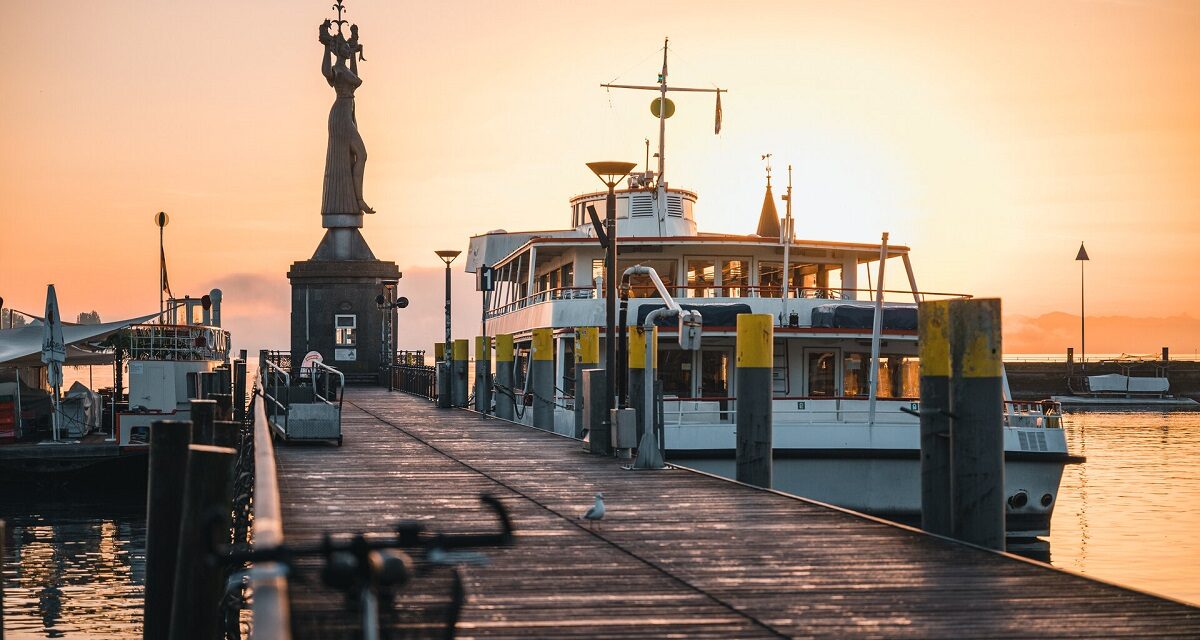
[{"left": 580, "top": 492, "right": 605, "bottom": 529}]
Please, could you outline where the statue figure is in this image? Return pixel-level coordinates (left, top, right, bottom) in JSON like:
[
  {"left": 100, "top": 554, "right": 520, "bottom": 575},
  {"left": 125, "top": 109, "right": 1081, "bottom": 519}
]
[{"left": 319, "top": 18, "right": 374, "bottom": 215}]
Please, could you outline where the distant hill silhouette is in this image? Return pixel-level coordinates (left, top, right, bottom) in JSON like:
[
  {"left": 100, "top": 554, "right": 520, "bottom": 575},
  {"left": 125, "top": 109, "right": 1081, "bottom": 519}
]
[{"left": 1006, "top": 312, "right": 1200, "bottom": 356}]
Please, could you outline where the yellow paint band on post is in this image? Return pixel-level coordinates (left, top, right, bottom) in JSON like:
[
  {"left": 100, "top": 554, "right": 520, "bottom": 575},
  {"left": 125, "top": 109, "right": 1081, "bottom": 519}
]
[
  {"left": 736, "top": 314, "right": 773, "bottom": 369},
  {"left": 575, "top": 327, "right": 599, "bottom": 364},
  {"left": 628, "top": 326, "right": 658, "bottom": 369},
  {"left": 433, "top": 343, "right": 445, "bottom": 361},
  {"left": 476, "top": 336, "right": 491, "bottom": 360},
  {"left": 918, "top": 300, "right": 951, "bottom": 377},
  {"left": 952, "top": 298, "right": 1003, "bottom": 379},
  {"left": 453, "top": 339, "right": 469, "bottom": 361},
  {"left": 495, "top": 334, "right": 514, "bottom": 362},
  {"left": 532, "top": 328, "right": 554, "bottom": 361}
]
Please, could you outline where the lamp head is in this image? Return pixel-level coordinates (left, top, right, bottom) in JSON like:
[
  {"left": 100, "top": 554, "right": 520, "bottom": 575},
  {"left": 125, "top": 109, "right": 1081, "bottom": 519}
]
[
  {"left": 435, "top": 250, "right": 462, "bottom": 266},
  {"left": 586, "top": 161, "right": 638, "bottom": 188}
]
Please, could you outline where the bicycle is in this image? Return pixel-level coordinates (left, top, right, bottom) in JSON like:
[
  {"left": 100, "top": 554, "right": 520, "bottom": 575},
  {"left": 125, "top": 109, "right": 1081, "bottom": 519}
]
[{"left": 221, "top": 494, "right": 515, "bottom": 640}]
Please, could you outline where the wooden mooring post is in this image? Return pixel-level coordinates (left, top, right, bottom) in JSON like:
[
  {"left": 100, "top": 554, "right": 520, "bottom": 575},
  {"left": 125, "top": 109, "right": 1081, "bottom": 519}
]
[
  {"left": 495, "top": 334, "right": 515, "bottom": 420},
  {"left": 574, "top": 328, "right": 599, "bottom": 438},
  {"left": 168, "top": 444, "right": 237, "bottom": 640},
  {"left": 435, "top": 343, "right": 451, "bottom": 408},
  {"left": 143, "top": 419, "right": 192, "bottom": 640},
  {"left": 583, "top": 368, "right": 608, "bottom": 454},
  {"left": 736, "top": 314, "right": 773, "bottom": 488},
  {"left": 233, "top": 358, "right": 247, "bottom": 422},
  {"left": 949, "top": 298, "right": 1006, "bottom": 550},
  {"left": 475, "top": 335, "right": 492, "bottom": 413},
  {"left": 190, "top": 399, "right": 218, "bottom": 445},
  {"left": 918, "top": 300, "right": 953, "bottom": 536},
  {"left": 531, "top": 328, "right": 555, "bottom": 430}
]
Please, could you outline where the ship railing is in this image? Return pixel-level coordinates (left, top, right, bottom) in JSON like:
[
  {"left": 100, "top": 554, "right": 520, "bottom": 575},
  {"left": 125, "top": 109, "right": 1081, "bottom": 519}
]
[
  {"left": 485, "top": 285, "right": 971, "bottom": 318},
  {"left": 125, "top": 323, "right": 231, "bottom": 361},
  {"left": 261, "top": 360, "right": 290, "bottom": 433},
  {"left": 308, "top": 360, "right": 345, "bottom": 408},
  {"left": 655, "top": 396, "right": 1059, "bottom": 428},
  {"left": 263, "top": 350, "right": 291, "bottom": 372},
  {"left": 388, "top": 363, "right": 437, "bottom": 399},
  {"left": 393, "top": 350, "right": 426, "bottom": 366},
  {"left": 247, "top": 374, "right": 291, "bottom": 639}
]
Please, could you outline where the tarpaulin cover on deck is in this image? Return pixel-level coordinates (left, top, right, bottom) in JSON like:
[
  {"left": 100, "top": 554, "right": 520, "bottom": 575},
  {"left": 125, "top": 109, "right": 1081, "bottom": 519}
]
[
  {"left": 811, "top": 304, "right": 919, "bottom": 331},
  {"left": 0, "top": 313, "right": 158, "bottom": 367},
  {"left": 634, "top": 303, "right": 753, "bottom": 328}
]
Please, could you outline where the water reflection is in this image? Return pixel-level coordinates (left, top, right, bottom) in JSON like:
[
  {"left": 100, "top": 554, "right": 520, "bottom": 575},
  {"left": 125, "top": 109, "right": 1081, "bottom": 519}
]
[
  {"left": 1049, "top": 410, "right": 1200, "bottom": 605},
  {"left": 2, "top": 495, "right": 145, "bottom": 638}
]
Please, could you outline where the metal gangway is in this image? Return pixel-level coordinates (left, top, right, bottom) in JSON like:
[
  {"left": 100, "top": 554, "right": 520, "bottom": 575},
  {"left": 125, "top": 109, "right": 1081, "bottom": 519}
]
[{"left": 261, "top": 355, "right": 346, "bottom": 446}]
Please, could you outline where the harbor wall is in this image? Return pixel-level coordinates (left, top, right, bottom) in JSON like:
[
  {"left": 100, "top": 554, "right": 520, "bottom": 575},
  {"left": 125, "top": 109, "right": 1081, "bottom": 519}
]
[{"left": 1004, "top": 360, "right": 1200, "bottom": 401}]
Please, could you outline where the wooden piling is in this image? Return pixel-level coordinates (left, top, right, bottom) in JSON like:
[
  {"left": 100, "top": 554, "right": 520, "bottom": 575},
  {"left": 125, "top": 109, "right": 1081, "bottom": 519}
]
[
  {"left": 213, "top": 420, "right": 240, "bottom": 451},
  {"left": 918, "top": 300, "right": 953, "bottom": 536},
  {"left": 948, "top": 298, "right": 1006, "bottom": 551},
  {"left": 144, "top": 419, "right": 192, "bottom": 640},
  {"left": 190, "top": 399, "right": 218, "bottom": 445},
  {"left": 574, "top": 328, "right": 599, "bottom": 438},
  {"left": 475, "top": 336, "right": 492, "bottom": 413},
  {"left": 168, "top": 444, "right": 237, "bottom": 640},
  {"left": 736, "top": 314, "right": 773, "bottom": 488},
  {"left": 233, "top": 359, "right": 247, "bottom": 422},
  {"left": 452, "top": 339, "right": 469, "bottom": 407},
  {"left": 531, "top": 328, "right": 555, "bottom": 430},
  {"left": 583, "top": 368, "right": 609, "bottom": 454},
  {"left": 495, "top": 334, "right": 515, "bottom": 420},
  {"left": 628, "top": 325, "right": 657, "bottom": 444},
  {"left": 210, "top": 393, "right": 233, "bottom": 422}
]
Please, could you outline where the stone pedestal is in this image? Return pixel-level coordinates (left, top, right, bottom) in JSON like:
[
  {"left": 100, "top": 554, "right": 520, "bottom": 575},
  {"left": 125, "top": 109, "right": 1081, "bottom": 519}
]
[{"left": 287, "top": 257, "right": 400, "bottom": 383}]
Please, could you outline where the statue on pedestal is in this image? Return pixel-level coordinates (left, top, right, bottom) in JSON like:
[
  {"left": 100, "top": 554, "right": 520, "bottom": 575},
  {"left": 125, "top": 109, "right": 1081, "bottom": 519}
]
[{"left": 318, "top": 5, "right": 373, "bottom": 216}]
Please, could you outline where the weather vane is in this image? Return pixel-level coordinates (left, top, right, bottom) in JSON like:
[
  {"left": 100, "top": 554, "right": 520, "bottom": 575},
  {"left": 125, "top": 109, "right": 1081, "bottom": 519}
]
[{"left": 761, "top": 153, "right": 773, "bottom": 187}]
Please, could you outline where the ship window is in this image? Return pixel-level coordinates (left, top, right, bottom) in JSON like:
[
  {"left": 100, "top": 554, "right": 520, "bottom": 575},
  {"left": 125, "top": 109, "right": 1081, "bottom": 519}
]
[
  {"left": 560, "top": 263, "right": 574, "bottom": 289},
  {"left": 841, "top": 354, "right": 919, "bottom": 398},
  {"left": 699, "top": 351, "right": 729, "bottom": 398},
  {"left": 592, "top": 259, "right": 605, "bottom": 284},
  {"left": 720, "top": 259, "right": 749, "bottom": 297},
  {"left": 807, "top": 351, "right": 837, "bottom": 396},
  {"left": 658, "top": 349, "right": 693, "bottom": 397},
  {"left": 335, "top": 314, "right": 357, "bottom": 346},
  {"left": 687, "top": 259, "right": 715, "bottom": 297},
  {"left": 843, "top": 353, "right": 869, "bottom": 397},
  {"left": 619, "top": 259, "right": 677, "bottom": 298},
  {"left": 758, "top": 262, "right": 804, "bottom": 298}
]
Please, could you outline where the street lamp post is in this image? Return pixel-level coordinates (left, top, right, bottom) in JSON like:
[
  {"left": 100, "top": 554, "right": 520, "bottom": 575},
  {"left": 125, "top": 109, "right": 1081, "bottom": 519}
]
[
  {"left": 586, "top": 161, "right": 637, "bottom": 455},
  {"left": 1075, "top": 242, "right": 1089, "bottom": 370},
  {"left": 435, "top": 250, "right": 461, "bottom": 362}
]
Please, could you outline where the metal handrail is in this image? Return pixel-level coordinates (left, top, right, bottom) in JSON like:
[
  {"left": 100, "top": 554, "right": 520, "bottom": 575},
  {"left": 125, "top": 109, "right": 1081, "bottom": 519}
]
[
  {"left": 262, "top": 360, "right": 290, "bottom": 435},
  {"left": 250, "top": 376, "right": 291, "bottom": 640},
  {"left": 309, "top": 360, "right": 345, "bottom": 408}
]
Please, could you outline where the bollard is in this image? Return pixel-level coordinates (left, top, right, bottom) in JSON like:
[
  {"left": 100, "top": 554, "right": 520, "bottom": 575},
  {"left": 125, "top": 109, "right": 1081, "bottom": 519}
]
[
  {"left": 735, "top": 314, "right": 773, "bottom": 488},
  {"left": 918, "top": 300, "right": 953, "bottom": 537},
  {"left": 474, "top": 336, "right": 492, "bottom": 413},
  {"left": 213, "top": 420, "right": 240, "bottom": 451},
  {"left": 452, "top": 339, "right": 469, "bottom": 407},
  {"left": 185, "top": 371, "right": 200, "bottom": 400},
  {"left": 210, "top": 393, "right": 233, "bottom": 422},
  {"left": 189, "top": 399, "right": 218, "bottom": 445},
  {"left": 168, "top": 444, "right": 237, "bottom": 640},
  {"left": 494, "top": 334, "right": 515, "bottom": 420},
  {"left": 531, "top": 328, "right": 555, "bottom": 430},
  {"left": 948, "top": 298, "right": 1006, "bottom": 551},
  {"left": 628, "top": 325, "right": 657, "bottom": 444},
  {"left": 144, "top": 420, "right": 192, "bottom": 640},
  {"left": 233, "top": 359, "right": 247, "bottom": 422},
  {"left": 583, "top": 368, "right": 608, "bottom": 453},
  {"left": 574, "top": 328, "right": 599, "bottom": 438},
  {"left": 436, "top": 361, "right": 452, "bottom": 408}
]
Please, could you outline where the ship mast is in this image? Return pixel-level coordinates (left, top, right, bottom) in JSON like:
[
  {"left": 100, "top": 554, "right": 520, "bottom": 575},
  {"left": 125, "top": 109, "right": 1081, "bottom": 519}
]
[{"left": 601, "top": 38, "right": 725, "bottom": 190}]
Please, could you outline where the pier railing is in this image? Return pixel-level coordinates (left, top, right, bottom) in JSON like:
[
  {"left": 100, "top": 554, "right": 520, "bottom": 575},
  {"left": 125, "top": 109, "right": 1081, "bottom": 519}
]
[
  {"left": 388, "top": 364, "right": 437, "bottom": 399},
  {"left": 246, "top": 376, "right": 291, "bottom": 639}
]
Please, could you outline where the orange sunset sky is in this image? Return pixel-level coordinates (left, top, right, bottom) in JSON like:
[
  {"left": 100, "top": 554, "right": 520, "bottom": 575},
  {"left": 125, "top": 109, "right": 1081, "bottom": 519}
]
[{"left": 1, "top": 1, "right": 1197, "bottom": 355}]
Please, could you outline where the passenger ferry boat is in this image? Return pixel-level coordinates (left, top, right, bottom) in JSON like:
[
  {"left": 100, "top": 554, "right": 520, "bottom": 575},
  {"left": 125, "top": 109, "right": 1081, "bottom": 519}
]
[
  {"left": 0, "top": 292, "right": 233, "bottom": 485},
  {"left": 462, "top": 43, "right": 1080, "bottom": 538}
]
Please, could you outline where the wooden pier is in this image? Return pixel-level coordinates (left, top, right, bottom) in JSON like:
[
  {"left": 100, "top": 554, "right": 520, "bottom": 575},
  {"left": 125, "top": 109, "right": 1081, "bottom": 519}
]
[{"left": 273, "top": 387, "right": 1200, "bottom": 638}]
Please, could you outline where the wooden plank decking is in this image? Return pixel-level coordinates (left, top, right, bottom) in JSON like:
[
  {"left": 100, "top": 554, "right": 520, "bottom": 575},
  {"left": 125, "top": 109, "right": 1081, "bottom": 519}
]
[{"left": 274, "top": 387, "right": 1200, "bottom": 638}]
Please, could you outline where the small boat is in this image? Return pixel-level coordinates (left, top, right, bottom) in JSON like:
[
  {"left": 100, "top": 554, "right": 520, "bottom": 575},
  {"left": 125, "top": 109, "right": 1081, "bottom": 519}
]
[
  {"left": 1052, "top": 373, "right": 1199, "bottom": 408},
  {"left": 0, "top": 292, "right": 234, "bottom": 487}
]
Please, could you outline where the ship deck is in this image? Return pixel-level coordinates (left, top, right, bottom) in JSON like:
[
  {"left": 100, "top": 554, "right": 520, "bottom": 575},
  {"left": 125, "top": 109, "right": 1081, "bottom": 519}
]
[{"left": 273, "top": 387, "right": 1200, "bottom": 638}]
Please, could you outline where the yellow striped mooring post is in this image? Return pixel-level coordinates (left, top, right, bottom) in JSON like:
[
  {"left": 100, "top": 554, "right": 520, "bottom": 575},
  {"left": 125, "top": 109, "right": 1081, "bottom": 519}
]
[
  {"left": 628, "top": 325, "right": 658, "bottom": 444},
  {"left": 494, "top": 334, "right": 515, "bottom": 421},
  {"left": 735, "top": 314, "right": 773, "bottom": 488},
  {"left": 531, "top": 328, "right": 555, "bottom": 431},
  {"left": 475, "top": 336, "right": 492, "bottom": 414},
  {"left": 948, "top": 298, "right": 1005, "bottom": 550},
  {"left": 573, "top": 328, "right": 599, "bottom": 438},
  {"left": 434, "top": 342, "right": 450, "bottom": 407},
  {"left": 452, "top": 339, "right": 469, "bottom": 407},
  {"left": 918, "top": 299, "right": 952, "bottom": 536}
]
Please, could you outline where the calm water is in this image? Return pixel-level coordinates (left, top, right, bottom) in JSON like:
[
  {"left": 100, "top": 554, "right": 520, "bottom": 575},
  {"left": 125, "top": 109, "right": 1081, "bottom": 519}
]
[{"left": 2, "top": 380, "right": 1197, "bottom": 636}]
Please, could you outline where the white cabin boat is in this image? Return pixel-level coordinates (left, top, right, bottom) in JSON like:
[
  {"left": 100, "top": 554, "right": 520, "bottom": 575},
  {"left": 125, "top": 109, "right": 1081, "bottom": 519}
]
[{"left": 462, "top": 45, "right": 1081, "bottom": 538}]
